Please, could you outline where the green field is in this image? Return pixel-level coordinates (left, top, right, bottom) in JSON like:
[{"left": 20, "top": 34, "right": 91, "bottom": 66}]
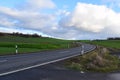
[
  {"left": 80, "top": 40, "right": 120, "bottom": 49},
  {"left": 0, "top": 36, "right": 75, "bottom": 55}
]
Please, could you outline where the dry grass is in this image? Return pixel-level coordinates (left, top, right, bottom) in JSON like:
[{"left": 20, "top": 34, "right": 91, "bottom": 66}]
[{"left": 65, "top": 47, "right": 120, "bottom": 72}]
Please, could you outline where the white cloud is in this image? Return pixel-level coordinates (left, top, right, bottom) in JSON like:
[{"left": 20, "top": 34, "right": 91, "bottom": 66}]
[
  {"left": 0, "top": 1, "right": 56, "bottom": 30},
  {"left": 0, "top": 17, "right": 15, "bottom": 27},
  {"left": 60, "top": 3, "right": 120, "bottom": 36},
  {"left": 0, "top": 1, "right": 120, "bottom": 39},
  {"left": 26, "top": 0, "right": 55, "bottom": 10},
  {"left": 0, "top": 0, "right": 58, "bottom": 36},
  {"left": 102, "top": 0, "right": 120, "bottom": 8}
]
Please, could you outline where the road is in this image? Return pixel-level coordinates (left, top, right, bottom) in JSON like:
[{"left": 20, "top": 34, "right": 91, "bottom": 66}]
[
  {"left": 0, "top": 43, "right": 95, "bottom": 76},
  {"left": 0, "top": 57, "right": 120, "bottom": 80},
  {"left": 0, "top": 44, "right": 120, "bottom": 80}
]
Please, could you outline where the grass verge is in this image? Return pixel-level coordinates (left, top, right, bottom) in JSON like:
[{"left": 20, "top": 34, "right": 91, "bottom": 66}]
[
  {"left": 65, "top": 47, "right": 120, "bottom": 72},
  {"left": 0, "top": 47, "right": 43, "bottom": 55}
]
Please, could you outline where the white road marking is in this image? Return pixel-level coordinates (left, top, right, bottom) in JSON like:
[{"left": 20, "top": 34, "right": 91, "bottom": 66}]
[
  {"left": 80, "top": 71, "right": 84, "bottom": 73},
  {"left": 0, "top": 53, "right": 82, "bottom": 76},
  {"left": 0, "top": 60, "right": 7, "bottom": 63},
  {"left": 0, "top": 45, "right": 96, "bottom": 77}
]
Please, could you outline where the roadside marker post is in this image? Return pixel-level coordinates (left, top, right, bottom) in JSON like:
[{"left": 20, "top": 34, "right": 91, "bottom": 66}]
[
  {"left": 15, "top": 45, "right": 18, "bottom": 54},
  {"left": 81, "top": 45, "right": 84, "bottom": 55}
]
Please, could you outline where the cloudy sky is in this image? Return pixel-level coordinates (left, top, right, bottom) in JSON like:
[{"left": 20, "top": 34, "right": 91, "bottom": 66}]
[{"left": 0, "top": 0, "right": 120, "bottom": 40}]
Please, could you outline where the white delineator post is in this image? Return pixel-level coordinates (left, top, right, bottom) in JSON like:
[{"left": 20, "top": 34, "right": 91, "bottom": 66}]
[
  {"left": 15, "top": 45, "right": 18, "bottom": 54},
  {"left": 81, "top": 45, "right": 84, "bottom": 55}
]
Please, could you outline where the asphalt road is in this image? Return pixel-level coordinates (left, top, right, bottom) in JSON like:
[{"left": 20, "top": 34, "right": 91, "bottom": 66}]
[
  {"left": 0, "top": 61, "right": 107, "bottom": 80},
  {"left": 0, "top": 58, "right": 120, "bottom": 80},
  {"left": 0, "top": 43, "right": 95, "bottom": 76}
]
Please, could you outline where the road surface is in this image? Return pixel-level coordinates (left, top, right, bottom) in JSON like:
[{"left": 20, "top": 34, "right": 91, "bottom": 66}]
[
  {"left": 0, "top": 58, "right": 120, "bottom": 80},
  {"left": 0, "top": 43, "right": 95, "bottom": 76}
]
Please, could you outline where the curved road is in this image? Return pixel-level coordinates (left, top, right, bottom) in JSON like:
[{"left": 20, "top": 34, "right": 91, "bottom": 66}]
[{"left": 0, "top": 43, "right": 95, "bottom": 76}]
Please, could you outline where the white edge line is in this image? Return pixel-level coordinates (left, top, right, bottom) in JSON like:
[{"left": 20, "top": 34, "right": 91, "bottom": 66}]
[{"left": 0, "top": 46, "right": 96, "bottom": 77}]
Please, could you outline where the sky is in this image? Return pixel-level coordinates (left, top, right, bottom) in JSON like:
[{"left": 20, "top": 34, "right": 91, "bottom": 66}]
[{"left": 0, "top": 0, "right": 120, "bottom": 40}]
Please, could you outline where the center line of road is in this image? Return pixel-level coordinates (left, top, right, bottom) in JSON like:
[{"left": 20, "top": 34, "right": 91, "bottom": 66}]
[
  {"left": 59, "top": 51, "right": 70, "bottom": 53},
  {"left": 0, "top": 60, "right": 7, "bottom": 63}
]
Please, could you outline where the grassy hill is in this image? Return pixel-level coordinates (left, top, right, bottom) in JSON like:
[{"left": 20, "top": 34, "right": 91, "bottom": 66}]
[
  {"left": 0, "top": 35, "right": 75, "bottom": 55},
  {"left": 80, "top": 40, "right": 120, "bottom": 49}
]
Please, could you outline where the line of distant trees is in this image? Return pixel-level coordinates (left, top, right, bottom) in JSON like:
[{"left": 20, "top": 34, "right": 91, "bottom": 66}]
[
  {"left": 107, "top": 37, "right": 120, "bottom": 40},
  {"left": 93, "top": 37, "right": 120, "bottom": 41},
  {"left": 89, "top": 37, "right": 120, "bottom": 41},
  {"left": 0, "top": 32, "right": 42, "bottom": 38}
]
